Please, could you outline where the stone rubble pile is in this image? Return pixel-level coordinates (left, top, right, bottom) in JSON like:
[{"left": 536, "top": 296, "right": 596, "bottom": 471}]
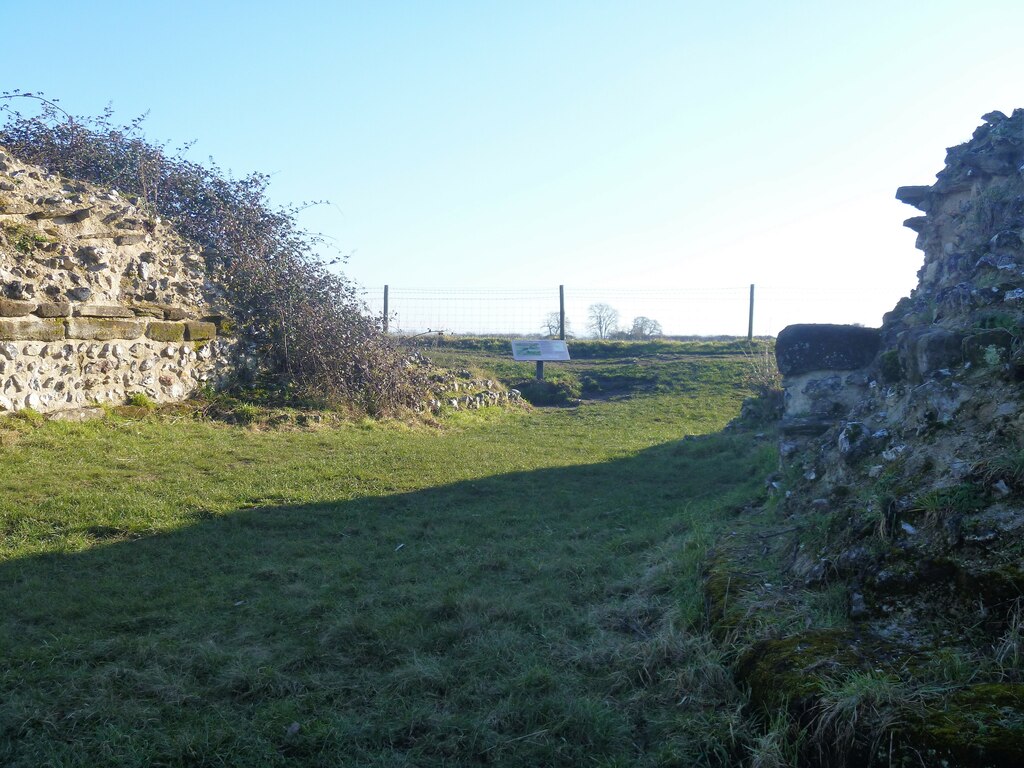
[{"left": 419, "top": 364, "right": 521, "bottom": 414}]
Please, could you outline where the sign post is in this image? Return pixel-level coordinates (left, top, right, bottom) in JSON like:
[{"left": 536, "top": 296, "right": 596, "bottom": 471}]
[{"left": 512, "top": 339, "right": 571, "bottom": 380}]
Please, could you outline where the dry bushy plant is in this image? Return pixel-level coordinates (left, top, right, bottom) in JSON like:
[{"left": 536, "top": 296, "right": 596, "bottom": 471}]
[{"left": 0, "top": 91, "right": 423, "bottom": 415}]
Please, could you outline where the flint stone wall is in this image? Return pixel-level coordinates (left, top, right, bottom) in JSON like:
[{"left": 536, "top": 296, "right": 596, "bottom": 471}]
[
  {"left": 0, "top": 312, "right": 233, "bottom": 413},
  {"left": 0, "top": 148, "right": 236, "bottom": 414}
]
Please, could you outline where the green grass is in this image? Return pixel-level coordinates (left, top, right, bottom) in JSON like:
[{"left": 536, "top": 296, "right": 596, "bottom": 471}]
[
  {"left": 419, "top": 335, "right": 758, "bottom": 358},
  {"left": 418, "top": 337, "right": 761, "bottom": 402},
  {"left": 0, "top": 346, "right": 773, "bottom": 766}
]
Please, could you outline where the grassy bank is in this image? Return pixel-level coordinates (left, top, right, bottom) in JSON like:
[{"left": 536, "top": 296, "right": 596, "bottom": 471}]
[{"left": 0, "top": 342, "right": 774, "bottom": 766}]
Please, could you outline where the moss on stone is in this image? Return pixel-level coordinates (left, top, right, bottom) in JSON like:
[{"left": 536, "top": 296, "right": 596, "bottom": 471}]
[
  {"left": 146, "top": 321, "right": 185, "bottom": 343},
  {"left": 0, "top": 317, "right": 65, "bottom": 341},
  {"left": 703, "top": 552, "right": 754, "bottom": 638},
  {"left": 734, "top": 629, "right": 906, "bottom": 714},
  {"left": 905, "top": 683, "right": 1024, "bottom": 767},
  {"left": 184, "top": 321, "right": 216, "bottom": 341},
  {"left": 878, "top": 349, "right": 903, "bottom": 382},
  {"left": 66, "top": 318, "right": 145, "bottom": 341}
]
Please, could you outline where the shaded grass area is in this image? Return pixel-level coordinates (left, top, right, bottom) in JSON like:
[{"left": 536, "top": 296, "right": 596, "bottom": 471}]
[{"left": 0, "top": 351, "right": 772, "bottom": 766}]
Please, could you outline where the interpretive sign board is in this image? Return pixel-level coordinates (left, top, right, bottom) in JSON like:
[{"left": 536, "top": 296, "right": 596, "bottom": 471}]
[{"left": 511, "top": 340, "right": 571, "bottom": 362}]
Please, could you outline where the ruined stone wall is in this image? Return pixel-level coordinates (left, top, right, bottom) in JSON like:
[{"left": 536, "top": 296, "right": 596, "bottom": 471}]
[
  {"left": 0, "top": 147, "right": 234, "bottom": 414},
  {"left": 744, "top": 113, "right": 1024, "bottom": 763},
  {"left": 772, "top": 109, "right": 1024, "bottom": 626}
]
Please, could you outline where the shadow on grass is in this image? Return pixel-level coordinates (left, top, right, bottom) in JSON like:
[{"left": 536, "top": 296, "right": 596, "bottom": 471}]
[{"left": 0, "top": 432, "right": 772, "bottom": 768}]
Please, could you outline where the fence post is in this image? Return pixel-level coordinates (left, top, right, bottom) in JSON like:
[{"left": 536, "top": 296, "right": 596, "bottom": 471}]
[
  {"left": 383, "top": 284, "right": 389, "bottom": 333},
  {"left": 747, "top": 283, "right": 755, "bottom": 341},
  {"left": 559, "top": 285, "right": 565, "bottom": 340}
]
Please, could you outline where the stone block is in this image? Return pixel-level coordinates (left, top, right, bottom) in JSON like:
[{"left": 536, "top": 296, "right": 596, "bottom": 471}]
[
  {"left": 782, "top": 369, "right": 870, "bottom": 418},
  {"left": 73, "top": 304, "right": 135, "bottom": 319},
  {"left": 963, "top": 329, "right": 1014, "bottom": 367},
  {"left": 26, "top": 209, "right": 60, "bottom": 221},
  {"left": 201, "top": 314, "right": 234, "bottom": 335},
  {"left": 130, "top": 304, "right": 167, "bottom": 319},
  {"left": 903, "top": 216, "right": 927, "bottom": 233},
  {"left": 67, "top": 287, "right": 92, "bottom": 302},
  {"left": 895, "top": 185, "right": 932, "bottom": 211},
  {"left": 165, "top": 307, "right": 190, "bottom": 321},
  {"left": 0, "top": 299, "right": 37, "bottom": 317},
  {"left": 114, "top": 233, "right": 147, "bottom": 246},
  {"left": 48, "top": 407, "right": 105, "bottom": 422},
  {"left": 66, "top": 318, "right": 146, "bottom": 341},
  {"left": 60, "top": 208, "right": 93, "bottom": 224},
  {"left": 775, "top": 324, "right": 881, "bottom": 376},
  {"left": 898, "top": 328, "right": 964, "bottom": 382},
  {"left": 0, "top": 318, "right": 66, "bottom": 341},
  {"left": 780, "top": 416, "right": 833, "bottom": 437},
  {"left": 184, "top": 321, "right": 217, "bottom": 341},
  {"left": 147, "top": 321, "right": 185, "bottom": 343},
  {"left": 34, "top": 302, "right": 72, "bottom": 318}
]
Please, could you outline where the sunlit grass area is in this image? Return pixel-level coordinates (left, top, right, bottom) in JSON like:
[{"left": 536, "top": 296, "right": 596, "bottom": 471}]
[{"left": 0, "top": 343, "right": 774, "bottom": 766}]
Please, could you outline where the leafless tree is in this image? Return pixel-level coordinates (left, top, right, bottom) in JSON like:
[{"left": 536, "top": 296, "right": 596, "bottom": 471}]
[
  {"left": 629, "top": 316, "right": 663, "bottom": 339},
  {"left": 587, "top": 303, "right": 619, "bottom": 339},
  {"left": 541, "top": 311, "right": 570, "bottom": 338}
]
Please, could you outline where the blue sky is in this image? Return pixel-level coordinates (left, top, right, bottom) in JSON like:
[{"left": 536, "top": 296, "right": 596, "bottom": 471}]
[{"left": 4, "top": 1, "right": 1024, "bottom": 334}]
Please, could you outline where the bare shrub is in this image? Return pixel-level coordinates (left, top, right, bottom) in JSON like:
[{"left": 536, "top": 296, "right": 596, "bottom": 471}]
[{"left": 0, "top": 91, "right": 423, "bottom": 415}]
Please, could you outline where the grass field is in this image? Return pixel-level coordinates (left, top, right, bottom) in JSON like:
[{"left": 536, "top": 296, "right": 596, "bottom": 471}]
[{"left": 0, "top": 341, "right": 775, "bottom": 767}]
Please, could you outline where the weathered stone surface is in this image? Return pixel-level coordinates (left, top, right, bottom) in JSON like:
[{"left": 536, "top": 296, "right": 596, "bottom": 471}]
[
  {"left": 775, "top": 324, "right": 881, "bottom": 376},
  {"left": 66, "top": 287, "right": 92, "bottom": 302},
  {"left": 184, "top": 321, "right": 217, "bottom": 341},
  {"left": 895, "top": 185, "right": 931, "bottom": 210},
  {"left": 34, "top": 301, "right": 71, "bottom": 318},
  {"left": 130, "top": 302, "right": 191, "bottom": 320},
  {"left": 897, "top": 327, "right": 964, "bottom": 383},
  {"left": 0, "top": 335, "right": 234, "bottom": 413},
  {"left": 66, "top": 318, "right": 146, "bottom": 341},
  {"left": 779, "top": 415, "right": 834, "bottom": 437},
  {"left": 0, "top": 318, "right": 65, "bottom": 341},
  {"left": 0, "top": 299, "right": 36, "bottom": 317},
  {"left": 26, "top": 209, "right": 62, "bottom": 221},
  {"left": 60, "top": 208, "right": 92, "bottom": 224},
  {"left": 782, "top": 369, "right": 870, "bottom": 418},
  {"left": 26, "top": 207, "right": 93, "bottom": 224},
  {"left": 129, "top": 303, "right": 167, "bottom": 319},
  {"left": 963, "top": 329, "right": 1014, "bottom": 367},
  {"left": 904, "top": 683, "right": 1024, "bottom": 766},
  {"left": 146, "top": 321, "right": 185, "bottom": 343},
  {"left": 75, "top": 245, "right": 107, "bottom": 265},
  {"left": 74, "top": 304, "right": 135, "bottom": 318},
  {"left": 1, "top": 154, "right": 212, "bottom": 312},
  {"left": 201, "top": 314, "right": 234, "bottom": 334},
  {"left": 746, "top": 112, "right": 1024, "bottom": 764},
  {"left": 114, "top": 233, "right": 147, "bottom": 246},
  {"left": 0, "top": 150, "right": 237, "bottom": 415},
  {"left": 47, "top": 407, "right": 105, "bottom": 422},
  {"left": 903, "top": 216, "right": 927, "bottom": 233}
]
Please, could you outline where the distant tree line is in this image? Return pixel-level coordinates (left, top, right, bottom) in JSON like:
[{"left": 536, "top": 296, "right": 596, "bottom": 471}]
[{"left": 539, "top": 304, "right": 662, "bottom": 339}]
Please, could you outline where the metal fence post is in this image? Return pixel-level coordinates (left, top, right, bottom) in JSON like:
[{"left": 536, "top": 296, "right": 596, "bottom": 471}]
[
  {"left": 747, "top": 283, "right": 755, "bottom": 341},
  {"left": 559, "top": 285, "right": 565, "bottom": 340}
]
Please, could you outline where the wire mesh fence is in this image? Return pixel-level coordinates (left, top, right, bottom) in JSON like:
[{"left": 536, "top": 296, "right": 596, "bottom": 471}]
[{"left": 358, "top": 284, "right": 883, "bottom": 339}]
